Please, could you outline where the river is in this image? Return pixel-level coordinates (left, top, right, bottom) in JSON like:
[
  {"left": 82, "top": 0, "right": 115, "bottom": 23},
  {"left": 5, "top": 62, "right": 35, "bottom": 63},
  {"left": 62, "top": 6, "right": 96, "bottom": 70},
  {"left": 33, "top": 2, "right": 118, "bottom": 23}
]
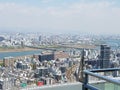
[
  {"left": 0, "top": 39, "right": 119, "bottom": 60},
  {"left": 0, "top": 49, "right": 42, "bottom": 60}
]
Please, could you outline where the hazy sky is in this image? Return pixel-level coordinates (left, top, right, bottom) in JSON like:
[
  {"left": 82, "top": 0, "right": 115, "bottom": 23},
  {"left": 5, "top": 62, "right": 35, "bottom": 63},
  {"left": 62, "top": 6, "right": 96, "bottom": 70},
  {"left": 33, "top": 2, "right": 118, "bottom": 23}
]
[{"left": 0, "top": 0, "right": 120, "bottom": 34}]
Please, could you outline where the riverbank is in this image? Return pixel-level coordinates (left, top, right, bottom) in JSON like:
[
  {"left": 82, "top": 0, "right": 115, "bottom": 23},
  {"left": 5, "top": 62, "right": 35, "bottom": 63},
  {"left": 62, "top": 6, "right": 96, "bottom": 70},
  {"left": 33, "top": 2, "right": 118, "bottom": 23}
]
[{"left": 0, "top": 47, "right": 38, "bottom": 53}]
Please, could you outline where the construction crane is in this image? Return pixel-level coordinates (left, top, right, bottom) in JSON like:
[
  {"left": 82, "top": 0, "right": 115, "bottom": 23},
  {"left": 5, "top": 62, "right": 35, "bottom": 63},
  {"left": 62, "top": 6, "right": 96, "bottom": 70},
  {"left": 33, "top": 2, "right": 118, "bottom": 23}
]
[{"left": 66, "top": 64, "right": 78, "bottom": 82}]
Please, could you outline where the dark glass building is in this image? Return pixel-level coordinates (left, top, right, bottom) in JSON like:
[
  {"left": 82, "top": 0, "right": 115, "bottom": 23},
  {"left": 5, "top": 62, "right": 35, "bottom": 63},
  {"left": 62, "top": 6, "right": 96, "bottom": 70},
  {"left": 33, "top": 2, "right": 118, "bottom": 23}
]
[
  {"left": 38, "top": 53, "right": 54, "bottom": 62},
  {"left": 100, "top": 45, "right": 110, "bottom": 68}
]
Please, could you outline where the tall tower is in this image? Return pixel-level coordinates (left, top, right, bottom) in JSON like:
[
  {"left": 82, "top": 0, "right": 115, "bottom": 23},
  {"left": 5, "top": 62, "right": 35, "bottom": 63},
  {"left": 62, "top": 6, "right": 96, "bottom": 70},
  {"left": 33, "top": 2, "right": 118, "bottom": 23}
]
[
  {"left": 100, "top": 45, "right": 110, "bottom": 68},
  {"left": 39, "top": 36, "right": 42, "bottom": 41}
]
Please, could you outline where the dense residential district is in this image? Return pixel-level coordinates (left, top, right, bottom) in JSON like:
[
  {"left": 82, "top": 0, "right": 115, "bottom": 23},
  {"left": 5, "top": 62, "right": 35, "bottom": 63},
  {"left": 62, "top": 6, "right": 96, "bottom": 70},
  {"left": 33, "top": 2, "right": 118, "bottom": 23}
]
[{"left": 0, "top": 32, "right": 120, "bottom": 89}]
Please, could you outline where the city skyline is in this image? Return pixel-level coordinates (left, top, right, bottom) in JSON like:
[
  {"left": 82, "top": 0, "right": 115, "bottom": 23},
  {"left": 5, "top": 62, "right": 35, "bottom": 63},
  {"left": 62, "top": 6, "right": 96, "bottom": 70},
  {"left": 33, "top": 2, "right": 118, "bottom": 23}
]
[{"left": 0, "top": 0, "right": 120, "bottom": 34}]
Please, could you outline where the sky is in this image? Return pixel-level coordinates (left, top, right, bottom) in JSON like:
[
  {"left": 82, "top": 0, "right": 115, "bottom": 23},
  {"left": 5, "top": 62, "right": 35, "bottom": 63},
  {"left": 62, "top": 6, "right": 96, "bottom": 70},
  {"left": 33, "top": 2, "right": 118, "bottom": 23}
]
[{"left": 0, "top": 0, "right": 120, "bottom": 34}]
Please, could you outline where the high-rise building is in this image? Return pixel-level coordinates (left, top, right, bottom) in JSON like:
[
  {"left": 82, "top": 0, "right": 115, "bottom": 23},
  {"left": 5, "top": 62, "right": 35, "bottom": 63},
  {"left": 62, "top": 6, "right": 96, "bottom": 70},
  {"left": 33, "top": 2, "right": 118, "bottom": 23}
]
[
  {"left": 39, "top": 36, "right": 42, "bottom": 41},
  {"left": 100, "top": 44, "right": 110, "bottom": 68}
]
